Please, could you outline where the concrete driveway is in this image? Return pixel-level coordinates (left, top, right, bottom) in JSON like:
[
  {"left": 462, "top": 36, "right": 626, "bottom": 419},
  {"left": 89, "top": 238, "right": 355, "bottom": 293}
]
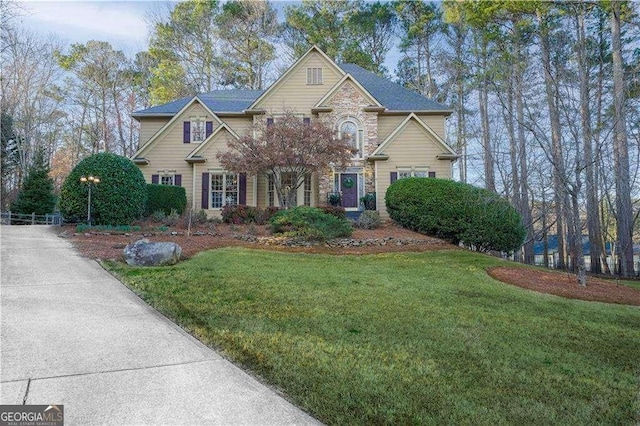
[{"left": 0, "top": 225, "right": 319, "bottom": 425}]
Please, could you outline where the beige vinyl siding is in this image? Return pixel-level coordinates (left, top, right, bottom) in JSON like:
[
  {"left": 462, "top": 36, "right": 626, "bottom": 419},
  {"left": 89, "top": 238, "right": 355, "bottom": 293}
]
[
  {"left": 256, "top": 175, "right": 267, "bottom": 209},
  {"left": 255, "top": 53, "right": 342, "bottom": 112},
  {"left": 416, "top": 115, "right": 446, "bottom": 139},
  {"left": 138, "top": 102, "right": 220, "bottom": 158},
  {"left": 139, "top": 118, "right": 171, "bottom": 144},
  {"left": 377, "top": 116, "right": 406, "bottom": 143},
  {"left": 378, "top": 114, "right": 446, "bottom": 142},
  {"left": 220, "top": 117, "right": 253, "bottom": 138},
  {"left": 137, "top": 102, "right": 223, "bottom": 210},
  {"left": 192, "top": 130, "right": 255, "bottom": 216},
  {"left": 376, "top": 119, "right": 453, "bottom": 219}
]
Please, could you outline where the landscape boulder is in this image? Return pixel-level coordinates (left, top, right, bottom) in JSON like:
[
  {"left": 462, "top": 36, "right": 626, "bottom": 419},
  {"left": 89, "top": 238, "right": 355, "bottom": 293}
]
[{"left": 123, "top": 239, "right": 182, "bottom": 266}]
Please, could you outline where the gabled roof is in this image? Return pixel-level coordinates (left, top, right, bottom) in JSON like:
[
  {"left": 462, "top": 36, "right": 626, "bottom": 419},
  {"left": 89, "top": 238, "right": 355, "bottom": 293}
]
[
  {"left": 247, "top": 45, "right": 346, "bottom": 110},
  {"left": 314, "top": 74, "right": 382, "bottom": 109},
  {"left": 337, "top": 64, "right": 451, "bottom": 113},
  {"left": 132, "top": 48, "right": 451, "bottom": 119},
  {"left": 132, "top": 90, "right": 264, "bottom": 117},
  {"left": 373, "top": 113, "right": 457, "bottom": 157},
  {"left": 185, "top": 123, "right": 240, "bottom": 161},
  {"left": 132, "top": 97, "right": 222, "bottom": 158}
]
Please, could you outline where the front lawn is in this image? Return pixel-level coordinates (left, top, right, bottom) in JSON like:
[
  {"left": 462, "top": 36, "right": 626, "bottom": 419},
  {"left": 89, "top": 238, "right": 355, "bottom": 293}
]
[{"left": 107, "top": 248, "right": 640, "bottom": 425}]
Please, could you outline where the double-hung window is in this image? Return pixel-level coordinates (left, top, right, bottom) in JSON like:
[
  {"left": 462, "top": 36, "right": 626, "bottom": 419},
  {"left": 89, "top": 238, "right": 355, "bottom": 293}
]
[
  {"left": 397, "top": 168, "right": 435, "bottom": 179},
  {"left": 161, "top": 175, "right": 174, "bottom": 185},
  {"left": 398, "top": 170, "right": 413, "bottom": 179},
  {"left": 210, "top": 173, "right": 238, "bottom": 209},
  {"left": 191, "top": 117, "right": 206, "bottom": 143}
]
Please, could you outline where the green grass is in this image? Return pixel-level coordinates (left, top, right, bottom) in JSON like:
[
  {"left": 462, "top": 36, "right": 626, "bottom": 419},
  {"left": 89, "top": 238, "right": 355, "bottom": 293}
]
[{"left": 106, "top": 248, "right": 640, "bottom": 425}]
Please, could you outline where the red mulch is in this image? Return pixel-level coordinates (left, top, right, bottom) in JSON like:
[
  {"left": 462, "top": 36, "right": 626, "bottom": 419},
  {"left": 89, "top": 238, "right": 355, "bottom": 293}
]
[
  {"left": 63, "top": 221, "right": 455, "bottom": 260},
  {"left": 63, "top": 222, "right": 640, "bottom": 307},
  {"left": 488, "top": 266, "right": 640, "bottom": 306}
]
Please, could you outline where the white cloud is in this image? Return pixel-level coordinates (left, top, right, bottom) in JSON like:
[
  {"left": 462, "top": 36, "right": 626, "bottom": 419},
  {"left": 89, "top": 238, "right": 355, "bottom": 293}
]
[{"left": 20, "top": 1, "right": 153, "bottom": 53}]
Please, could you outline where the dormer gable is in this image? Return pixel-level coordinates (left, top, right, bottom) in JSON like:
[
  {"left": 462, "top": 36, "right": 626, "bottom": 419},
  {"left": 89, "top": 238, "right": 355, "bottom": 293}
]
[
  {"left": 248, "top": 46, "right": 345, "bottom": 112},
  {"left": 133, "top": 98, "right": 222, "bottom": 160},
  {"left": 372, "top": 113, "right": 457, "bottom": 158},
  {"left": 312, "top": 74, "right": 382, "bottom": 113}
]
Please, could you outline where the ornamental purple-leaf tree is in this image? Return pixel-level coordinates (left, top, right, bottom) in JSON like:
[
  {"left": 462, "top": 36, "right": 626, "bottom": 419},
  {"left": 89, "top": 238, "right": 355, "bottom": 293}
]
[{"left": 217, "top": 111, "right": 352, "bottom": 208}]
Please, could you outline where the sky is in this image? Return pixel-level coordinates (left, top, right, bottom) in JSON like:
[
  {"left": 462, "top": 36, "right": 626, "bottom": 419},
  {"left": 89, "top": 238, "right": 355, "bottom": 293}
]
[
  {"left": 17, "top": 0, "right": 297, "bottom": 56},
  {"left": 18, "top": 1, "right": 173, "bottom": 55}
]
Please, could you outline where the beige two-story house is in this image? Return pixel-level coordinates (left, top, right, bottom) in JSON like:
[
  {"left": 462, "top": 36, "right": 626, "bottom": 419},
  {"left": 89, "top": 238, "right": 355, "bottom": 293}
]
[{"left": 131, "top": 46, "right": 457, "bottom": 218}]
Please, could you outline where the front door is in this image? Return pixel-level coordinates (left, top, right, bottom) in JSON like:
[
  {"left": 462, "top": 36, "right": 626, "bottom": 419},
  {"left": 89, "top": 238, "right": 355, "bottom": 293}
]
[{"left": 340, "top": 173, "right": 358, "bottom": 209}]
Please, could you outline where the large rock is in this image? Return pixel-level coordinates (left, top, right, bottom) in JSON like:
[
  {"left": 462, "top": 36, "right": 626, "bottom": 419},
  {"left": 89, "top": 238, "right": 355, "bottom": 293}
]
[{"left": 123, "top": 239, "right": 182, "bottom": 266}]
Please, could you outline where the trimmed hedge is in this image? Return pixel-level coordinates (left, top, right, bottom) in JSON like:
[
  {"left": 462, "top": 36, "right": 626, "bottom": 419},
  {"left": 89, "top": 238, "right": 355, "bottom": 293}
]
[
  {"left": 269, "top": 206, "right": 353, "bottom": 241},
  {"left": 146, "top": 184, "right": 187, "bottom": 216},
  {"left": 385, "top": 178, "right": 525, "bottom": 253},
  {"left": 59, "top": 153, "right": 147, "bottom": 225}
]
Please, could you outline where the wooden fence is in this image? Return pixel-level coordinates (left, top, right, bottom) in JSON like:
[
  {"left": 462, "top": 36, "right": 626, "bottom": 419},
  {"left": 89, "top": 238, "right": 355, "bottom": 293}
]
[{"left": 0, "top": 211, "right": 63, "bottom": 225}]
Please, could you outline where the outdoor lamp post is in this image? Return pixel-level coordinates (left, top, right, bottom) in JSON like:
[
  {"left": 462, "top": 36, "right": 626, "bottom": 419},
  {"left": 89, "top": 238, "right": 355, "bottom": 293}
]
[{"left": 80, "top": 175, "right": 100, "bottom": 225}]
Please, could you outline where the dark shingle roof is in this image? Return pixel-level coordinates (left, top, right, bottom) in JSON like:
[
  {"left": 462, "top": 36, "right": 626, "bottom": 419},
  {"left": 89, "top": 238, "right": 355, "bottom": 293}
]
[
  {"left": 337, "top": 63, "right": 450, "bottom": 112},
  {"left": 134, "top": 65, "right": 450, "bottom": 117},
  {"left": 133, "top": 89, "right": 264, "bottom": 116}
]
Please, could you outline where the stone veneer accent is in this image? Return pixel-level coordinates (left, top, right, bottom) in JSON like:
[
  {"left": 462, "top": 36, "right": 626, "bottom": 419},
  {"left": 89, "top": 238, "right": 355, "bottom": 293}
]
[{"left": 317, "top": 81, "right": 379, "bottom": 203}]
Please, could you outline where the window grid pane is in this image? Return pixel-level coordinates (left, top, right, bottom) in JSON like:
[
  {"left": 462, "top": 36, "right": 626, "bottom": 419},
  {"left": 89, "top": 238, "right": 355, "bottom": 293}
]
[
  {"left": 304, "top": 175, "right": 311, "bottom": 206},
  {"left": 225, "top": 174, "right": 238, "bottom": 206},
  {"left": 161, "top": 175, "right": 174, "bottom": 185},
  {"left": 267, "top": 175, "right": 275, "bottom": 207},
  {"left": 191, "top": 120, "right": 205, "bottom": 142},
  {"left": 211, "top": 174, "right": 224, "bottom": 208}
]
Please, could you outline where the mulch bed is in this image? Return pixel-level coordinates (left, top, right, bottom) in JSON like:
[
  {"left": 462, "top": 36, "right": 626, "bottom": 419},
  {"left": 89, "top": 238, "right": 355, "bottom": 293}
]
[
  {"left": 488, "top": 266, "right": 640, "bottom": 307},
  {"left": 63, "top": 222, "right": 640, "bottom": 307},
  {"left": 62, "top": 221, "right": 455, "bottom": 260}
]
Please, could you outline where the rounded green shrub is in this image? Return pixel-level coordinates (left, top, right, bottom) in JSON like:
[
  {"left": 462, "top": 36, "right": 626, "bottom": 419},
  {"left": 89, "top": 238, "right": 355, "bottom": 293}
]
[
  {"left": 385, "top": 178, "right": 525, "bottom": 253},
  {"left": 59, "top": 153, "right": 147, "bottom": 225},
  {"left": 269, "top": 206, "right": 353, "bottom": 241}
]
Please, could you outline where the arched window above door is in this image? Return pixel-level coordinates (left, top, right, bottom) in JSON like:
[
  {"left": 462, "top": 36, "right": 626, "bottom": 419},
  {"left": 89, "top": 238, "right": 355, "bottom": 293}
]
[{"left": 337, "top": 117, "right": 364, "bottom": 159}]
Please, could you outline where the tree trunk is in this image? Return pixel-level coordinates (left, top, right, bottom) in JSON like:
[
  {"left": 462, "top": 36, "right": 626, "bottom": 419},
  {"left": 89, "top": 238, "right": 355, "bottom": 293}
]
[
  {"left": 477, "top": 37, "right": 495, "bottom": 193},
  {"left": 515, "top": 64, "right": 534, "bottom": 264},
  {"left": 610, "top": 1, "right": 635, "bottom": 277},
  {"left": 575, "top": 6, "right": 606, "bottom": 275}
]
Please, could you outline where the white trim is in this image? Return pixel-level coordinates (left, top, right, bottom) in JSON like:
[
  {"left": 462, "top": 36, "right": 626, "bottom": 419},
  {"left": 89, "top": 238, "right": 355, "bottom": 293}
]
[
  {"left": 208, "top": 172, "right": 239, "bottom": 210},
  {"left": 132, "top": 98, "right": 222, "bottom": 159},
  {"left": 192, "top": 163, "right": 197, "bottom": 210},
  {"left": 374, "top": 161, "right": 379, "bottom": 212},
  {"left": 372, "top": 113, "right": 457, "bottom": 156},
  {"left": 338, "top": 170, "right": 362, "bottom": 211},
  {"left": 252, "top": 175, "right": 257, "bottom": 207}
]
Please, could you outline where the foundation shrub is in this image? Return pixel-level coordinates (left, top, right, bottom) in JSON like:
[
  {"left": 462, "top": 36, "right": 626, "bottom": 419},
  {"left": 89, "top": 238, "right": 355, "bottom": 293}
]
[
  {"left": 269, "top": 206, "right": 352, "bottom": 241},
  {"left": 385, "top": 178, "right": 525, "bottom": 253}
]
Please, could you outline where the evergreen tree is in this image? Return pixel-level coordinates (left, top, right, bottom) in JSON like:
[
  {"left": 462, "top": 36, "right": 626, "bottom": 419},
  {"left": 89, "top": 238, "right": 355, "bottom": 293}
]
[
  {"left": 1, "top": 112, "right": 19, "bottom": 209},
  {"left": 10, "top": 148, "right": 56, "bottom": 215}
]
